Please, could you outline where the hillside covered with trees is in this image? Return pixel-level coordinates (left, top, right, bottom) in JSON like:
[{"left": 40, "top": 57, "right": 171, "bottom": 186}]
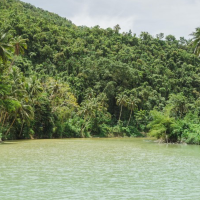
[{"left": 1, "top": 0, "right": 200, "bottom": 144}]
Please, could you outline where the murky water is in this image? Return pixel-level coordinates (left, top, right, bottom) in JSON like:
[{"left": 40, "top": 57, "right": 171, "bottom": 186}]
[{"left": 0, "top": 138, "right": 200, "bottom": 200}]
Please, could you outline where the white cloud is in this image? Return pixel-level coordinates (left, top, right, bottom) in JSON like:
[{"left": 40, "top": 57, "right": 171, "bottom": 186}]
[
  {"left": 70, "top": 12, "right": 137, "bottom": 33},
  {"left": 22, "top": 0, "right": 200, "bottom": 38}
]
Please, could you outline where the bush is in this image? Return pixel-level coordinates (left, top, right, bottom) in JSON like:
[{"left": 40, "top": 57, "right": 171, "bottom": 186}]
[
  {"left": 108, "top": 125, "right": 141, "bottom": 137},
  {"left": 182, "top": 124, "right": 200, "bottom": 144},
  {"left": 170, "top": 113, "right": 200, "bottom": 144},
  {"left": 63, "top": 122, "right": 80, "bottom": 138},
  {"left": 125, "top": 126, "right": 142, "bottom": 137},
  {"left": 98, "top": 124, "right": 111, "bottom": 137}
]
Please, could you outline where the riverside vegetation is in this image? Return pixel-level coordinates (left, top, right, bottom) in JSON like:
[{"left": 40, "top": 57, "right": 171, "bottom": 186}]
[{"left": 1, "top": 0, "right": 200, "bottom": 144}]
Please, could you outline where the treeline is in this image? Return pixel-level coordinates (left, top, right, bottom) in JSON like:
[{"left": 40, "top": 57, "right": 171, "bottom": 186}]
[{"left": 1, "top": 0, "right": 200, "bottom": 144}]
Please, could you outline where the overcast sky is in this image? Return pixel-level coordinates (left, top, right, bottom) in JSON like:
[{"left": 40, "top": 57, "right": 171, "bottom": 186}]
[{"left": 21, "top": 0, "right": 200, "bottom": 39}]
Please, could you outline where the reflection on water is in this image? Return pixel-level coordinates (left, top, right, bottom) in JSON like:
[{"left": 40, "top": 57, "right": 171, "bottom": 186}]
[{"left": 0, "top": 138, "right": 200, "bottom": 200}]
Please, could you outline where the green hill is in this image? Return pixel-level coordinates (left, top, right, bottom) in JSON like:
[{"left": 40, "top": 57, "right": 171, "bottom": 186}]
[{"left": 1, "top": 0, "right": 200, "bottom": 143}]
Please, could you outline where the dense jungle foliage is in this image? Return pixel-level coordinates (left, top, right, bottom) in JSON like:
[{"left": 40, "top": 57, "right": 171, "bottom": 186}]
[{"left": 1, "top": 0, "right": 200, "bottom": 144}]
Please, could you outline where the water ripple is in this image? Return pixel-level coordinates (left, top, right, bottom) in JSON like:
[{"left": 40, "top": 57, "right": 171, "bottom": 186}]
[{"left": 0, "top": 138, "right": 200, "bottom": 199}]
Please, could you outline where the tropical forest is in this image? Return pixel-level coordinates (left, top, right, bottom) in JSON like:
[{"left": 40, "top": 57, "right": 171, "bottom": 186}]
[{"left": 1, "top": 0, "right": 200, "bottom": 144}]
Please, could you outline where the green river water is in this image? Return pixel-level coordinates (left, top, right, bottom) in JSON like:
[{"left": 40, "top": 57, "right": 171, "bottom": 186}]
[{"left": 0, "top": 138, "right": 200, "bottom": 200}]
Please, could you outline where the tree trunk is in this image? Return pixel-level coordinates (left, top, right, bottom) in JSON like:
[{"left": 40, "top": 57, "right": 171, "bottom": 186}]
[
  {"left": 165, "top": 131, "right": 168, "bottom": 144},
  {"left": 80, "top": 119, "right": 87, "bottom": 138},
  {"left": 9, "top": 55, "right": 17, "bottom": 72},
  {"left": 0, "top": 111, "right": 4, "bottom": 124},
  {"left": 118, "top": 105, "right": 123, "bottom": 123},
  {"left": 2, "top": 112, "right": 8, "bottom": 127},
  {"left": 127, "top": 108, "right": 133, "bottom": 127},
  {"left": 80, "top": 124, "right": 84, "bottom": 138},
  {"left": 5, "top": 117, "right": 16, "bottom": 136},
  {"left": 19, "top": 121, "right": 24, "bottom": 137}
]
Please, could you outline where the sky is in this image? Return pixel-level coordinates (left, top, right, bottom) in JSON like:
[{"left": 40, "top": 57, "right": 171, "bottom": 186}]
[{"left": 21, "top": 0, "right": 200, "bottom": 39}]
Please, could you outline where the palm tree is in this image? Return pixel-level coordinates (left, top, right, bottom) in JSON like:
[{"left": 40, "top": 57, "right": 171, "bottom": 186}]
[
  {"left": 97, "top": 93, "right": 108, "bottom": 109},
  {"left": 25, "top": 76, "right": 43, "bottom": 103},
  {"left": 10, "top": 36, "right": 28, "bottom": 68},
  {"left": 10, "top": 36, "right": 27, "bottom": 56},
  {"left": 127, "top": 95, "right": 140, "bottom": 127},
  {"left": 18, "top": 101, "right": 34, "bottom": 137},
  {"left": 78, "top": 98, "right": 99, "bottom": 137},
  {"left": 4, "top": 99, "right": 21, "bottom": 137},
  {"left": 190, "top": 27, "right": 200, "bottom": 56},
  {"left": 10, "top": 67, "right": 26, "bottom": 100},
  {"left": 116, "top": 93, "right": 128, "bottom": 124},
  {"left": 4, "top": 99, "right": 34, "bottom": 138},
  {"left": 0, "top": 30, "right": 12, "bottom": 64}
]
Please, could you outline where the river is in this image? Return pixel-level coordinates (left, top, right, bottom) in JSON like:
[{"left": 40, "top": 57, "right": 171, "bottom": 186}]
[{"left": 0, "top": 138, "right": 200, "bottom": 199}]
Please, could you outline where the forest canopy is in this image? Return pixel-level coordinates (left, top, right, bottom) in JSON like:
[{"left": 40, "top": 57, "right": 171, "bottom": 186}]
[{"left": 1, "top": 0, "right": 200, "bottom": 144}]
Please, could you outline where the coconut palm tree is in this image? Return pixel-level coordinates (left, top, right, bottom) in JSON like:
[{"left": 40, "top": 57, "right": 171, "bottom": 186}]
[
  {"left": 10, "top": 36, "right": 28, "bottom": 68},
  {"left": 18, "top": 101, "right": 34, "bottom": 137},
  {"left": 4, "top": 99, "right": 21, "bottom": 137},
  {"left": 25, "top": 76, "right": 43, "bottom": 102},
  {"left": 10, "top": 67, "right": 26, "bottom": 100},
  {"left": 116, "top": 93, "right": 128, "bottom": 124},
  {"left": 4, "top": 98, "right": 34, "bottom": 138},
  {"left": 97, "top": 93, "right": 108, "bottom": 110},
  {"left": 78, "top": 98, "right": 99, "bottom": 137},
  {"left": 0, "top": 30, "right": 12, "bottom": 64},
  {"left": 190, "top": 27, "right": 200, "bottom": 56},
  {"left": 10, "top": 36, "right": 27, "bottom": 56},
  {"left": 127, "top": 95, "right": 140, "bottom": 127}
]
